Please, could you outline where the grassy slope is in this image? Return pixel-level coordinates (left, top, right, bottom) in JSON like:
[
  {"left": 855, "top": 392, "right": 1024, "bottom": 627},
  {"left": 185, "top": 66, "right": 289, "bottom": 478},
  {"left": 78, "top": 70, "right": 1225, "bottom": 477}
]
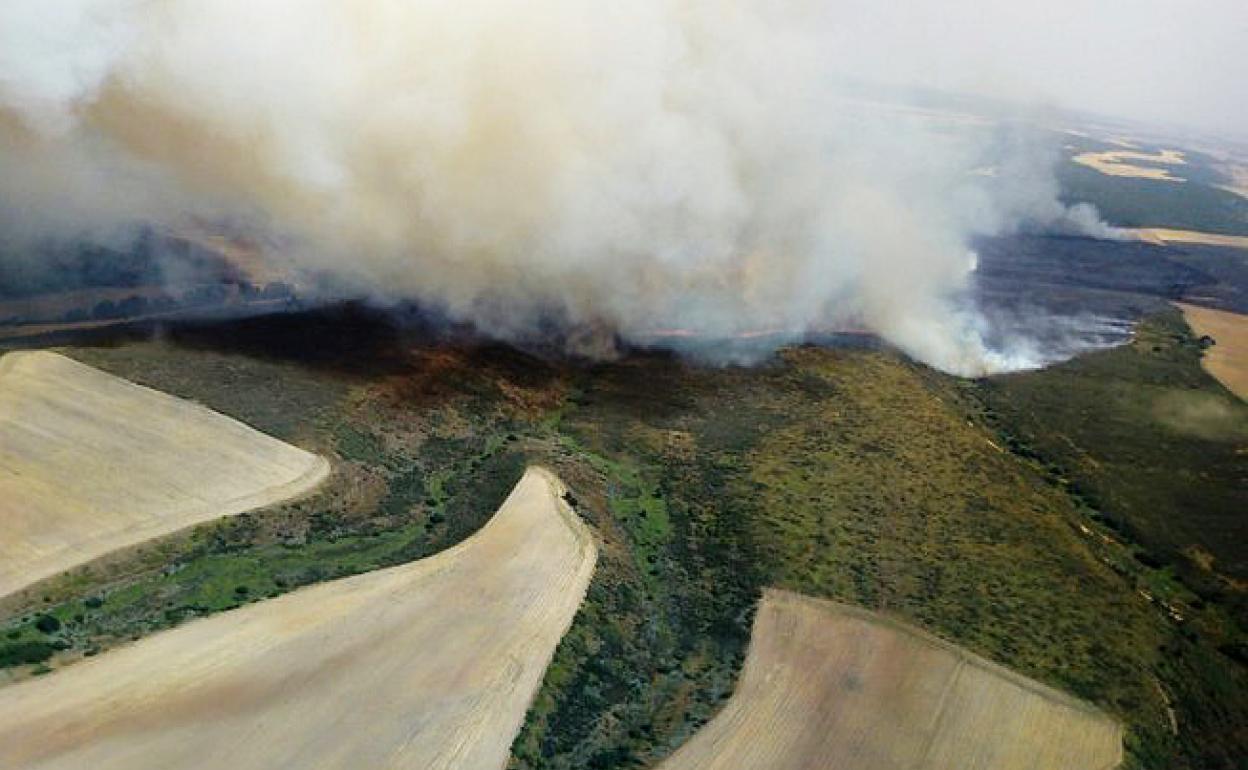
[
  {"left": 0, "top": 312, "right": 1242, "bottom": 768},
  {"left": 515, "top": 346, "right": 1195, "bottom": 769},
  {"left": 977, "top": 309, "right": 1248, "bottom": 767},
  {"left": 980, "top": 309, "right": 1247, "bottom": 582},
  {"left": 1059, "top": 162, "right": 1248, "bottom": 236}
]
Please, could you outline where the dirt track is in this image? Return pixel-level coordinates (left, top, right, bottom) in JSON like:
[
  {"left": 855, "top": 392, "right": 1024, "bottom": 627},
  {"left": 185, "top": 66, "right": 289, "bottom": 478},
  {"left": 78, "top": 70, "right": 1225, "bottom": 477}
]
[
  {"left": 0, "top": 466, "right": 595, "bottom": 770},
  {"left": 1177, "top": 303, "right": 1248, "bottom": 399},
  {"left": 659, "top": 589, "right": 1123, "bottom": 770},
  {"left": 0, "top": 351, "right": 328, "bottom": 600}
]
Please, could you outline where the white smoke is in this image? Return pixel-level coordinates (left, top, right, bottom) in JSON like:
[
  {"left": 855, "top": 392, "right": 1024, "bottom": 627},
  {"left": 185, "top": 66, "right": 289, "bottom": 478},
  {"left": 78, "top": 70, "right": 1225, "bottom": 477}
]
[{"left": 0, "top": 0, "right": 1116, "bottom": 376}]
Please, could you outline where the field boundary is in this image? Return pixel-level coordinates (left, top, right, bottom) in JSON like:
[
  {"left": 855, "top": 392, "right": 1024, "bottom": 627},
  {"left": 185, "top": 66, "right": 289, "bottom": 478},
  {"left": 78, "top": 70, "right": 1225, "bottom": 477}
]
[
  {"left": 763, "top": 588, "right": 1121, "bottom": 720},
  {"left": 0, "top": 351, "right": 331, "bottom": 601}
]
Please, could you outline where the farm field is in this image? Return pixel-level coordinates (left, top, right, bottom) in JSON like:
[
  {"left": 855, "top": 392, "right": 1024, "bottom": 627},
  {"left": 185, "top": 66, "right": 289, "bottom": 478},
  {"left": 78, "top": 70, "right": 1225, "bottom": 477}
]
[
  {"left": 1131, "top": 229, "right": 1248, "bottom": 251},
  {"left": 0, "top": 467, "right": 595, "bottom": 770},
  {"left": 1073, "top": 149, "right": 1187, "bottom": 182},
  {"left": 658, "top": 589, "right": 1122, "bottom": 770},
  {"left": 0, "top": 350, "right": 328, "bottom": 600},
  {"left": 1057, "top": 154, "right": 1248, "bottom": 236},
  {"left": 1176, "top": 303, "right": 1248, "bottom": 399}
]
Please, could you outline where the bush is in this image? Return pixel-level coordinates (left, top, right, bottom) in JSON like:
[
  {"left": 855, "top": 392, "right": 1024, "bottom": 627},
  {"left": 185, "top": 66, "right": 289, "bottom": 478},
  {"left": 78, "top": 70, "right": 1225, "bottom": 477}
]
[
  {"left": 0, "top": 641, "right": 56, "bottom": 667},
  {"left": 34, "top": 614, "right": 61, "bottom": 634}
]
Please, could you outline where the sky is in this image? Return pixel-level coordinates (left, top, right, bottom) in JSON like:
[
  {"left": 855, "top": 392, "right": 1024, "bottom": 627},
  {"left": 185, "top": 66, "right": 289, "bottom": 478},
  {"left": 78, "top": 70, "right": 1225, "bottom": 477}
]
[{"left": 814, "top": 0, "right": 1248, "bottom": 140}]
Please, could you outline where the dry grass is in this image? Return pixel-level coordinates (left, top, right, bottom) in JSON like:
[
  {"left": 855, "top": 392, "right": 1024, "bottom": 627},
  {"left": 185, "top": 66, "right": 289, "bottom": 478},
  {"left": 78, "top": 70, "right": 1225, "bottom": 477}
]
[
  {"left": 0, "top": 351, "right": 328, "bottom": 600},
  {"left": 659, "top": 589, "right": 1123, "bottom": 770},
  {"left": 1073, "top": 149, "right": 1187, "bottom": 182},
  {"left": 1176, "top": 303, "right": 1248, "bottom": 399},
  {"left": 0, "top": 467, "right": 595, "bottom": 770}
]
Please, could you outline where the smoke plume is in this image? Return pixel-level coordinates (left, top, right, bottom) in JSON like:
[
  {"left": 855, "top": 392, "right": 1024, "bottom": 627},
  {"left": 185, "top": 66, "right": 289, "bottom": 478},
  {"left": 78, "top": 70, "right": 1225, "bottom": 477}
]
[{"left": 0, "top": 0, "right": 1116, "bottom": 375}]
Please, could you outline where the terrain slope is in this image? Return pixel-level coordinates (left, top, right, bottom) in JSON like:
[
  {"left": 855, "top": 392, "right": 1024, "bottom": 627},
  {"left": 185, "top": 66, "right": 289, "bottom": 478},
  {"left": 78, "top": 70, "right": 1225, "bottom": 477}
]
[
  {"left": 659, "top": 589, "right": 1123, "bottom": 770},
  {"left": 0, "top": 350, "right": 328, "bottom": 599},
  {"left": 0, "top": 467, "right": 595, "bottom": 770},
  {"left": 1176, "top": 303, "right": 1248, "bottom": 399}
]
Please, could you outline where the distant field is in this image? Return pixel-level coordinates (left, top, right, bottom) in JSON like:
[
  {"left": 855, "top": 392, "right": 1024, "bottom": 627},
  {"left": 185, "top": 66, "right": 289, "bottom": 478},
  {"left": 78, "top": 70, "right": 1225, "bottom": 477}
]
[
  {"left": 659, "top": 589, "right": 1122, "bottom": 770},
  {"left": 1073, "top": 149, "right": 1187, "bottom": 182},
  {"left": 1131, "top": 229, "right": 1248, "bottom": 251},
  {"left": 0, "top": 351, "right": 327, "bottom": 600},
  {"left": 0, "top": 467, "right": 595, "bottom": 770},
  {"left": 1059, "top": 156, "right": 1248, "bottom": 236},
  {"left": 1176, "top": 303, "right": 1248, "bottom": 399}
]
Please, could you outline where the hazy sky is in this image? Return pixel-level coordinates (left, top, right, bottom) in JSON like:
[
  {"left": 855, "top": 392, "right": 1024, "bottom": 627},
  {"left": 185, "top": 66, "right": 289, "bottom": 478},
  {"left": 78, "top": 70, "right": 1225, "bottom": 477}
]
[
  {"left": 2, "top": 1, "right": 1245, "bottom": 139},
  {"left": 815, "top": 0, "right": 1248, "bottom": 139}
]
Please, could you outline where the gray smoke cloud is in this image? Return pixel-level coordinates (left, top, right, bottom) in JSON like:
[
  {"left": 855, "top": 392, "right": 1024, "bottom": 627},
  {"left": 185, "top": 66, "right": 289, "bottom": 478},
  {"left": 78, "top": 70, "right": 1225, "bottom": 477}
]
[{"left": 0, "top": 0, "right": 1122, "bottom": 375}]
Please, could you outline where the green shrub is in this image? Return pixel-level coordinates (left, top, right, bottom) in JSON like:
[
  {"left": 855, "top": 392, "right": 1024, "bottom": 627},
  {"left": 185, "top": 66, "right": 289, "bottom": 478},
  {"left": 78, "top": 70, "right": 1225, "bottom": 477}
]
[
  {"left": 0, "top": 640, "right": 56, "bottom": 667},
  {"left": 34, "top": 614, "right": 61, "bottom": 634}
]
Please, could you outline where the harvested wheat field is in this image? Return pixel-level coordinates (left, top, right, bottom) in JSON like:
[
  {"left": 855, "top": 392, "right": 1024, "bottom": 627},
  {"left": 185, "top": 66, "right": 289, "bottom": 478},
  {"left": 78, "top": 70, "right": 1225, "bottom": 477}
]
[
  {"left": 1131, "top": 228, "right": 1248, "bottom": 250},
  {"left": 0, "top": 466, "right": 596, "bottom": 770},
  {"left": 0, "top": 350, "right": 329, "bottom": 600},
  {"left": 1177, "top": 303, "right": 1248, "bottom": 399},
  {"left": 659, "top": 589, "right": 1122, "bottom": 770},
  {"left": 1072, "top": 149, "right": 1186, "bottom": 181}
]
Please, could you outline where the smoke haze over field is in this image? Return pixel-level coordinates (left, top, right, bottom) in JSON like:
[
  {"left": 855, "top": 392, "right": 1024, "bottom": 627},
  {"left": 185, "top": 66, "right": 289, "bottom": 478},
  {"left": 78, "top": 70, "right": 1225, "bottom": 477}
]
[{"left": 1, "top": 0, "right": 1208, "bottom": 374}]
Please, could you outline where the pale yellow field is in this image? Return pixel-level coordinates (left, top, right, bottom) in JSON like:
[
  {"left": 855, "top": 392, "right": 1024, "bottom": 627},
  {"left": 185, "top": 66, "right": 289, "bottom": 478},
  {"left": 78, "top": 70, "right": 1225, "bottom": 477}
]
[
  {"left": 0, "top": 351, "right": 329, "bottom": 600},
  {"left": 1130, "top": 228, "right": 1248, "bottom": 250},
  {"left": 0, "top": 467, "right": 596, "bottom": 770},
  {"left": 1073, "top": 149, "right": 1186, "bottom": 182},
  {"left": 659, "top": 589, "right": 1123, "bottom": 770},
  {"left": 1222, "top": 165, "right": 1248, "bottom": 199},
  {"left": 1176, "top": 303, "right": 1248, "bottom": 400}
]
